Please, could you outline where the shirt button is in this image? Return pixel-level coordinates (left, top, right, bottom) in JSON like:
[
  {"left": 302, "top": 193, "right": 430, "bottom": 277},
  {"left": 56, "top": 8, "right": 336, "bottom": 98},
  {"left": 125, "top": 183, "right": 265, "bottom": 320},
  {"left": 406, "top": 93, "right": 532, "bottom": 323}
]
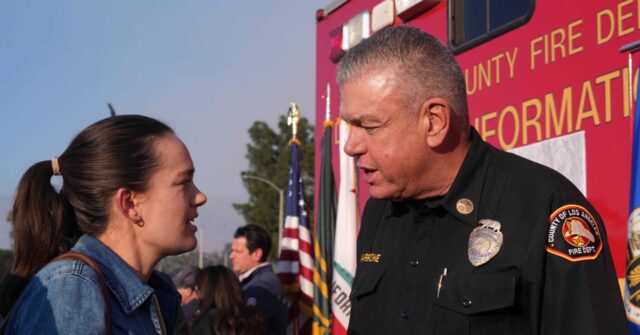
[
  {"left": 409, "top": 259, "right": 419, "bottom": 267},
  {"left": 462, "top": 299, "right": 472, "bottom": 308},
  {"left": 401, "top": 311, "right": 410, "bottom": 319}
]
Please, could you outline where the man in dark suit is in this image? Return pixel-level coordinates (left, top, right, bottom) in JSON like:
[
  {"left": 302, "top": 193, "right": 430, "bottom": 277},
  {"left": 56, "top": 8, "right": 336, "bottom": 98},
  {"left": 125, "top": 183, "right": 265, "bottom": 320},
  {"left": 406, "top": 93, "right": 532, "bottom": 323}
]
[{"left": 230, "top": 224, "right": 286, "bottom": 335}]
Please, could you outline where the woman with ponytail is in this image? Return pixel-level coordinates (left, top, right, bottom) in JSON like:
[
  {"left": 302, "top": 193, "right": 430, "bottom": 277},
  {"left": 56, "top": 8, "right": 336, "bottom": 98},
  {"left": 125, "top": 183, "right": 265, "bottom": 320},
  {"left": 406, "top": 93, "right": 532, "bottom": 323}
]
[
  {"left": 3, "top": 115, "right": 207, "bottom": 334},
  {"left": 0, "top": 158, "right": 82, "bottom": 319}
]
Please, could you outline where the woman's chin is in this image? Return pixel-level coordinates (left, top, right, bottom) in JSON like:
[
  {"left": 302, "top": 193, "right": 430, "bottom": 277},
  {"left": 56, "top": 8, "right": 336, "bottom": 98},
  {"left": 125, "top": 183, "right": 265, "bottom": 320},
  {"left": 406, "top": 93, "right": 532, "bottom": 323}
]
[{"left": 166, "top": 236, "right": 198, "bottom": 256}]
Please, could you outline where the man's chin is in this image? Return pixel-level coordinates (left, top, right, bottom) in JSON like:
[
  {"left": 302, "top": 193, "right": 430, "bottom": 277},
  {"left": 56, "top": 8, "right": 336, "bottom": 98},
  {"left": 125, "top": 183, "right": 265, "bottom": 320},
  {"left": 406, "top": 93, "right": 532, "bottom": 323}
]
[{"left": 368, "top": 186, "right": 397, "bottom": 200}]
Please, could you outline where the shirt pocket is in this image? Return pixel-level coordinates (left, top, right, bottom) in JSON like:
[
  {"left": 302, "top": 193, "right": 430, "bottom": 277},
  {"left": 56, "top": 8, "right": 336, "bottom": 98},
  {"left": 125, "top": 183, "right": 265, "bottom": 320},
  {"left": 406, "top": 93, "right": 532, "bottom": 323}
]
[
  {"left": 349, "top": 266, "right": 385, "bottom": 301},
  {"left": 426, "top": 273, "right": 517, "bottom": 335}
]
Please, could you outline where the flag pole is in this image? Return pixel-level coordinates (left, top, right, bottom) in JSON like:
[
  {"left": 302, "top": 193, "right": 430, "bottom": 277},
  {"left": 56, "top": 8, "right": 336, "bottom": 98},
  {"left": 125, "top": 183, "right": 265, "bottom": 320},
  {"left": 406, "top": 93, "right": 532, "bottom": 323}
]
[
  {"left": 325, "top": 83, "right": 332, "bottom": 125},
  {"left": 287, "top": 102, "right": 301, "bottom": 335},
  {"left": 294, "top": 313, "right": 300, "bottom": 335},
  {"left": 620, "top": 40, "right": 640, "bottom": 136},
  {"left": 288, "top": 102, "right": 301, "bottom": 145},
  {"left": 107, "top": 103, "right": 116, "bottom": 117}
]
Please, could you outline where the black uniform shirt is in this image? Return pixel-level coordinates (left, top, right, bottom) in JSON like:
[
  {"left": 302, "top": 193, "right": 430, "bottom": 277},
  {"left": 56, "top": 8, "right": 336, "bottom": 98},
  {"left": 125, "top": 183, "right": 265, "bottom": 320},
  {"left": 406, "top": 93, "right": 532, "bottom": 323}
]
[{"left": 348, "top": 128, "right": 628, "bottom": 335}]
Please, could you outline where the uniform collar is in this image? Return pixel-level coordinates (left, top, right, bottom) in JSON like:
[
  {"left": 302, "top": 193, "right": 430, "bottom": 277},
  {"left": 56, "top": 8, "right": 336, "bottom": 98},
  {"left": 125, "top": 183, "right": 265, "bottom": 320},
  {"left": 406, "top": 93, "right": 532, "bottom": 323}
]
[
  {"left": 389, "top": 128, "right": 490, "bottom": 228},
  {"left": 438, "top": 127, "right": 491, "bottom": 227}
]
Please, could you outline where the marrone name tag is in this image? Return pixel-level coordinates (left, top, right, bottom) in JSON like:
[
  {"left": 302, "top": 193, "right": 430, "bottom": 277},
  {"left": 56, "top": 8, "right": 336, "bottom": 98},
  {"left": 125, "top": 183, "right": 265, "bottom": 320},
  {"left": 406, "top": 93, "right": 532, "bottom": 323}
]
[{"left": 360, "top": 253, "right": 381, "bottom": 263}]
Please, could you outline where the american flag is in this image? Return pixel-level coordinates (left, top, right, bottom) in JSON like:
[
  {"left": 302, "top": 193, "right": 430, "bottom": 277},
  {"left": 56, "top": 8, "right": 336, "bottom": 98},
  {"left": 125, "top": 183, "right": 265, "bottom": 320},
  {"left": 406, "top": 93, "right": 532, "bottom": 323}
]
[{"left": 277, "top": 140, "right": 314, "bottom": 333}]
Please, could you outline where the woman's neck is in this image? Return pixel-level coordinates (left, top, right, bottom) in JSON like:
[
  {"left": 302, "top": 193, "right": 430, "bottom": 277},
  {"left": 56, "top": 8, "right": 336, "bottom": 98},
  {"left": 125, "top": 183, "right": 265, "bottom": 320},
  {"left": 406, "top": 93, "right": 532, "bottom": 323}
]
[{"left": 97, "top": 222, "right": 159, "bottom": 282}]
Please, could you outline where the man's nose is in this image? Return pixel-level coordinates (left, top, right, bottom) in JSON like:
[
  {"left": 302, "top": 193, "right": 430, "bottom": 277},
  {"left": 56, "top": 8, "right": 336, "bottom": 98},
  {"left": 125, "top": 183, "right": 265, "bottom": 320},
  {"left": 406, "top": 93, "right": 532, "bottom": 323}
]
[{"left": 343, "top": 128, "right": 364, "bottom": 157}]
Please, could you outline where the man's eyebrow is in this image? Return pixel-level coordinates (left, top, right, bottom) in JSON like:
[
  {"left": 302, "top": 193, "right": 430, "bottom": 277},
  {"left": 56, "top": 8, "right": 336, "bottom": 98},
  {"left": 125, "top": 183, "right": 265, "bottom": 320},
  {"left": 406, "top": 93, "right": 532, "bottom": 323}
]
[{"left": 347, "top": 114, "right": 379, "bottom": 125}]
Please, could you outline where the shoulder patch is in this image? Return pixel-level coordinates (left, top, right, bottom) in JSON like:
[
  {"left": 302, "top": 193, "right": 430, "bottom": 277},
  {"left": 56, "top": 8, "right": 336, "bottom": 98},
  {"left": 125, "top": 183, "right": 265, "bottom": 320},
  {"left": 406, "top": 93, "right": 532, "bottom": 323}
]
[{"left": 546, "top": 204, "right": 602, "bottom": 261}]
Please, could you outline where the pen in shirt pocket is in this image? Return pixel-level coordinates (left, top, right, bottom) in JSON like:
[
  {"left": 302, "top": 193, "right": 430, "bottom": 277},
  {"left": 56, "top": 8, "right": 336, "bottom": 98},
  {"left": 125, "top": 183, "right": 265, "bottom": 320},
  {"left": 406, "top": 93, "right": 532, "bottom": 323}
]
[{"left": 437, "top": 267, "right": 448, "bottom": 298}]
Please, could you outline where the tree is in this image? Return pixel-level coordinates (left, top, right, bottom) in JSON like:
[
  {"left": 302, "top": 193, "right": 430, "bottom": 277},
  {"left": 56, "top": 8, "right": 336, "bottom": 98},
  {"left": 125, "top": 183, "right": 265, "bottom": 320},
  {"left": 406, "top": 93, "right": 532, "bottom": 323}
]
[{"left": 234, "top": 115, "right": 315, "bottom": 260}]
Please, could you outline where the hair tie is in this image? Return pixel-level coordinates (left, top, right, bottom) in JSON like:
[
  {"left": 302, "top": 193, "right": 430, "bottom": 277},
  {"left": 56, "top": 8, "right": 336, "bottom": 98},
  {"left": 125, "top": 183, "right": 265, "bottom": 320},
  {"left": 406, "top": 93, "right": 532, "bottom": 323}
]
[{"left": 51, "top": 156, "right": 61, "bottom": 176}]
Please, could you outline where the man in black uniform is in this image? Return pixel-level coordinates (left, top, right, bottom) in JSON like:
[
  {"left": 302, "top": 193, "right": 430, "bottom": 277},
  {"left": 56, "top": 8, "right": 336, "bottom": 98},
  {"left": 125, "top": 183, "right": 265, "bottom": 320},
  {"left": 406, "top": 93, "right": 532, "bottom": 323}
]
[{"left": 338, "top": 26, "right": 628, "bottom": 334}]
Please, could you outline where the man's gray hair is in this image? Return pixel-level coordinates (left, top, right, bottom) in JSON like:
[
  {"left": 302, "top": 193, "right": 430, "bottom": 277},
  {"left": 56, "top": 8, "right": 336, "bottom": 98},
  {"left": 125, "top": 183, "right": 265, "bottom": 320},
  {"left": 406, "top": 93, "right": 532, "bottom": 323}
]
[{"left": 337, "top": 26, "right": 469, "bottom": 127}]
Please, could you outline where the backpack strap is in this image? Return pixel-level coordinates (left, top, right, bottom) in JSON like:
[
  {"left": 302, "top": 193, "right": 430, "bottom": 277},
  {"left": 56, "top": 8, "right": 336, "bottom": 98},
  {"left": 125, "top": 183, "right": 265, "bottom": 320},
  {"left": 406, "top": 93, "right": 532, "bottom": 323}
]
[{"left": 51, "top": 252, "right": 112, "bottom": 334}]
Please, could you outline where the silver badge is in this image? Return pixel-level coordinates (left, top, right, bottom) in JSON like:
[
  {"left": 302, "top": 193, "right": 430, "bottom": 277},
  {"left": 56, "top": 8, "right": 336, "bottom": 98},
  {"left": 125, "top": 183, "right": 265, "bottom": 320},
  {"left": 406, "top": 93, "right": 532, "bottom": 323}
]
[{"left": 468, "top": 219, "right": 503, "bottom": 267}]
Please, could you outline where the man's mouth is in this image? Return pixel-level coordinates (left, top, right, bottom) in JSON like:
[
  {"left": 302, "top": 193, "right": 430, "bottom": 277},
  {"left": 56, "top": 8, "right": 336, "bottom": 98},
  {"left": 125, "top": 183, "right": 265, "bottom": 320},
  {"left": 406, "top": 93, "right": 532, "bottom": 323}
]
[{"left": 360, "top": 167, "right": 377, "bottom": 184}]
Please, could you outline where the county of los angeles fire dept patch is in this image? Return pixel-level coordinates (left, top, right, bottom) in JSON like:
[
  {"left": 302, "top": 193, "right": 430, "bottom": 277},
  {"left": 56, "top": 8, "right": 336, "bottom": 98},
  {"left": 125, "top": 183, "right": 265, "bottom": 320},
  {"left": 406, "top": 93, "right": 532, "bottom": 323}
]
[
  {"left": 546, "top": 204, "right": 602, "bottom": 261},
  {"left": 625, "top": 208, "right": 640, "bottom": 322}
]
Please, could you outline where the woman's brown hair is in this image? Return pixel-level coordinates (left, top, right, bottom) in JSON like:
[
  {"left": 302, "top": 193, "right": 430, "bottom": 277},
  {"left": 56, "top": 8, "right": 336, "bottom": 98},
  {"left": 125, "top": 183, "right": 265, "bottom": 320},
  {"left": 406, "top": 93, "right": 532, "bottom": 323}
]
[
  {"left": 192, "top": 265, "right": 265, "bottom": 335},
  {"left": 10, "top": 115, "right": 173, "bottom": 278}
]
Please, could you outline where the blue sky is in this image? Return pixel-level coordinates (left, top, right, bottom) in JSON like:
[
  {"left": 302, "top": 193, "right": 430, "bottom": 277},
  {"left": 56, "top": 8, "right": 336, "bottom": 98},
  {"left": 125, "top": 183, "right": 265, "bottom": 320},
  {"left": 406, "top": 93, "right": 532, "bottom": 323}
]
[{"left": 0, "top": 1, "right": 322, "bottom": 252}]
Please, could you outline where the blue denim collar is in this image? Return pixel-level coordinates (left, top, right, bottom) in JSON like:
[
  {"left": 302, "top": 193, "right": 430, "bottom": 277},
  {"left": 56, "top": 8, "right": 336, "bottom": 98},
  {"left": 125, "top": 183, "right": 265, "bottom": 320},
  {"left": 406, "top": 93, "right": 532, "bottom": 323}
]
[{"left": 71, "top": 235, "right": 179, "bottom": 316}]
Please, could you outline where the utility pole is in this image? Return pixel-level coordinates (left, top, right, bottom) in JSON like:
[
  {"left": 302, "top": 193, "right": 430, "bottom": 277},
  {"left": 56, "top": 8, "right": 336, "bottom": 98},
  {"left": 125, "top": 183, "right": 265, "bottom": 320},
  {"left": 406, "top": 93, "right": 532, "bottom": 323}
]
[
  {"left": 241, "top": 174, "right": 284, "bottom": 254},
  {"left": 198, "top": 226, "right": 204, "bottom": 268},
  {"left": 107, "top": 103, "right": 116, "bottom": 117}
]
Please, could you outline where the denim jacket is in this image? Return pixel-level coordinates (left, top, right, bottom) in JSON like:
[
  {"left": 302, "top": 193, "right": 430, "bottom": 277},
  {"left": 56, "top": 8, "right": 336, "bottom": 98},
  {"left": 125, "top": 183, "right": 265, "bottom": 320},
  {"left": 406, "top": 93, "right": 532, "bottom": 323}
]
[{"left": 5, "top": 235, "right": 181, "bottom": 334}]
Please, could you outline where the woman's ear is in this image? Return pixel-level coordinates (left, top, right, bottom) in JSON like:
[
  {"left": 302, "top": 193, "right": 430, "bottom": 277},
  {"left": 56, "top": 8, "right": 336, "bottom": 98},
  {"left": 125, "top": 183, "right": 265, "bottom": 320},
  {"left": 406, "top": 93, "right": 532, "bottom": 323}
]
[
  {"left": 114, "top": 188, "right": 142, "bottom": 223},
  {"left": 419, "top": 97, "right": 451, "bottom": 148}
]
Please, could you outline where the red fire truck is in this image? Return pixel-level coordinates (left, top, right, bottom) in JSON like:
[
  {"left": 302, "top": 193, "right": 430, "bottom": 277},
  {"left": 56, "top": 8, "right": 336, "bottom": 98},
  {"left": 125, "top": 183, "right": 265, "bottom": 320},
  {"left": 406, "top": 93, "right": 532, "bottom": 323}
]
[{"left": 314, "top": 0, "right": 640, "bottom": 278}]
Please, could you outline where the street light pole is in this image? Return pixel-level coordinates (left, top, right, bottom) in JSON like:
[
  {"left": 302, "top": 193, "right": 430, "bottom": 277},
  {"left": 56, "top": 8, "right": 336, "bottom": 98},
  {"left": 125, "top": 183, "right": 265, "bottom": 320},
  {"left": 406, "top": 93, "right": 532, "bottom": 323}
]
[
  {"left": 241, "top": 174, "right": 285, "bottom": 254},
  {"left": 198, "top": 226, "right": 204, "bottom": 268}
]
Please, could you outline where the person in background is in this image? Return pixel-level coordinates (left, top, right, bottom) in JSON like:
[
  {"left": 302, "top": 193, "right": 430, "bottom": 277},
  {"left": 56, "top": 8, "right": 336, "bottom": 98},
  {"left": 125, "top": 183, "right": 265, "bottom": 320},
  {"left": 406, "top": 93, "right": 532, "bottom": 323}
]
[
  {"left": 339, "top": 26, "right": 628, "bottom": 334},
  {"left": 173, "top": 266, "right": 200, "bottom": 320},
  {"left": 230, "top": 224, "right": 286, "bottom": 335},
  {"left": 182, "top": 265, "right": 265, "bottom": 335},
  {"left": 5, "top": 115, "right": 207, "bottom": 334}
]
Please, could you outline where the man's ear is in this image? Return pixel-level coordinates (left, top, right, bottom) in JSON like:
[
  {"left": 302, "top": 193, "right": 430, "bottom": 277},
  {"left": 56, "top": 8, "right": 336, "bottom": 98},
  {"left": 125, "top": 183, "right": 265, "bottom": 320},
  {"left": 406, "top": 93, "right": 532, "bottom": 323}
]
[
  {"left": 419, "top": 97, "right": 451, "bottom": 148},
  {"left": 114, "top": 188, "right": 142, "bottom": 223},
  {"left": 251, "top": 248, "right": 264, "bottom": 262}
]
